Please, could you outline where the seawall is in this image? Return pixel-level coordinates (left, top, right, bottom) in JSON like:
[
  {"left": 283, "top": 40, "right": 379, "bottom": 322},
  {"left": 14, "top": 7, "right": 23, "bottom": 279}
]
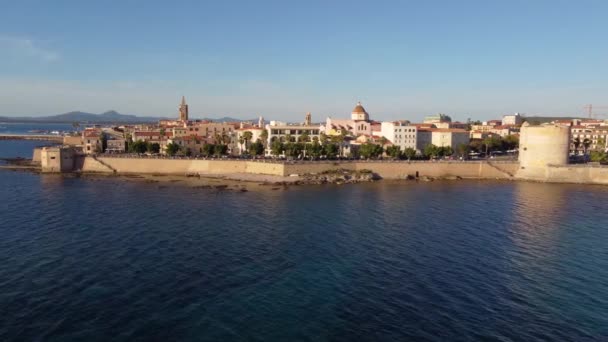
[{"left": 78, "top": 156, "right": 519, "bottom": 180}]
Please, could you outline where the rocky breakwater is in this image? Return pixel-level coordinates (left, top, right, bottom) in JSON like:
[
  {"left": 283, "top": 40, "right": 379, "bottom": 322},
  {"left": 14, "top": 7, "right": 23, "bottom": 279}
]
[{"left": 298, "top": 169, "right": 381, "bottom": 185}]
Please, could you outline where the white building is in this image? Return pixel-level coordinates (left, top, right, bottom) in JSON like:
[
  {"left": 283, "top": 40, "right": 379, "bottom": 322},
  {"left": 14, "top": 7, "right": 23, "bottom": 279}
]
[
  {"left": 380, "top": 121, "right": 431, "bottom": 153},
  {"left": 431, "top": 129, "right": 470, "bottom": 150},
  {"left": 502, "top": 113, "right": 524, "bottom": 126}
]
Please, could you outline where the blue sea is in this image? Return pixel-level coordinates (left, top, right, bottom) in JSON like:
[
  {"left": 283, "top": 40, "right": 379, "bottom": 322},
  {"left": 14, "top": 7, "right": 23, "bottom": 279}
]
[
  {"left": 1, "top": 139, "right": 608, "bottom": 341},
  {"left": 0, "top": 122, "right": 77, "bottom": 135}
]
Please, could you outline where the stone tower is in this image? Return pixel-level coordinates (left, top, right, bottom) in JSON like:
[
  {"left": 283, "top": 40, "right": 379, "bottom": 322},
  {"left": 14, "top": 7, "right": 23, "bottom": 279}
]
[
  {"left": 351, "top": 102, "right": 369, "bottom": 121},
  {"left": 305, "top": 112, "right": 312, "bottom": 125},
  {"left": 517, "top": 122, "right": 570, "bottom": 180},
  {"left": 258, "top": 116, "right": 265, "bottom": 128},
  {"left": 179, "top": 96, "right": 189, "bottom": 122}
]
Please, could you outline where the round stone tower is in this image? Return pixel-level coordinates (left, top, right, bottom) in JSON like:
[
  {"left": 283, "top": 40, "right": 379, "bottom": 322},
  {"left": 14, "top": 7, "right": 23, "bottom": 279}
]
[{"left": 517, "top": 122, "right": 570, "bottom": 180}]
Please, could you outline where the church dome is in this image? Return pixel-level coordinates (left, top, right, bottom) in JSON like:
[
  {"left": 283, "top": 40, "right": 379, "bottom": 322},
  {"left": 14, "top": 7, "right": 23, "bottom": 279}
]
[{"left": 352, "top": 102, "right": 367, "bottom": 114}]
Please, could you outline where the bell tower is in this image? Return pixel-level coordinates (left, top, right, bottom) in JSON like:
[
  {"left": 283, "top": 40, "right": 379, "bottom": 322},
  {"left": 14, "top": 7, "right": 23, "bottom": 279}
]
[{"left": 179, "top": 96, "right": 189, "bottom": 122}]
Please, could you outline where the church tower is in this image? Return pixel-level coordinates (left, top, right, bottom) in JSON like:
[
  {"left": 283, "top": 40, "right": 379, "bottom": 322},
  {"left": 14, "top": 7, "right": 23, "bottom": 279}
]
[
  {"left": 179, "top": 96, "right": 189, "bottom": 122},
  {"left": 351, "top": 101, "right": 369, "bottom": 121},
  {"left": 305, "top": 112, "right": 312, "bottom": 125}
]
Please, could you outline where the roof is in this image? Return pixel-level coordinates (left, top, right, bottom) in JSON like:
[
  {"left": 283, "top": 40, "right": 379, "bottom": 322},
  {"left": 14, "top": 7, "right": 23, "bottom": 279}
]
[
  {"left": 430, "top": 128, "right": 468, "bottom": 133},
  {"left": 352, "top": 102, "right": 367, "bottom": 114}
]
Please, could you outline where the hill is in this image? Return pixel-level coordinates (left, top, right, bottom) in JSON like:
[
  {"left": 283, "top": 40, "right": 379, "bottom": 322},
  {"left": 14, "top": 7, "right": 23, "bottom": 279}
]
[{"left": 0, "top": 111, "right": 249, "bottom": 124}]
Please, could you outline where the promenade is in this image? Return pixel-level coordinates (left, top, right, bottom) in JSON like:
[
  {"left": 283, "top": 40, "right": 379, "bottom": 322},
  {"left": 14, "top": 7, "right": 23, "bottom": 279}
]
[{"left": 0, "top": 134, "right": 63, "bottom": 142}]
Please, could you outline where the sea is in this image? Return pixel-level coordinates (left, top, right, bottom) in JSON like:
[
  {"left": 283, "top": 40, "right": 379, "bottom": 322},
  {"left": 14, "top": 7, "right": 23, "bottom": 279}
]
[{"left": 1, "top": 126, "right": 608, "bottom": 341}]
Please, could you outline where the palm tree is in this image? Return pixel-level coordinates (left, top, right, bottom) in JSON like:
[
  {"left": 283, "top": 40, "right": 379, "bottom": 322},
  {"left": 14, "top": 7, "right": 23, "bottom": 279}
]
[
  {"left": 242, "top": 131, "right": 253, "bottom": 151},
  {"left": 583, "top": 138, "right": 592, "bottom": 155},
  {"left": 260, "top": 129, "right": 268, "bottom": 148},
  {"left": 573, "top": 137, "right": 581, "bottom": 154},
  {"left": 238, "top": 136, "right": 245, "bottom": 154}
]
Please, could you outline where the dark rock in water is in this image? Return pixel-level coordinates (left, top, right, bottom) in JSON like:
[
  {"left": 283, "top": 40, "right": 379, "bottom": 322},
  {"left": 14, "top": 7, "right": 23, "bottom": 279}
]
[
  {"left": 214, "top": 185, "right": 228, "bottom": 190},
  {"left": 240, "top": 188, "right": 248, "bottom": 192}
]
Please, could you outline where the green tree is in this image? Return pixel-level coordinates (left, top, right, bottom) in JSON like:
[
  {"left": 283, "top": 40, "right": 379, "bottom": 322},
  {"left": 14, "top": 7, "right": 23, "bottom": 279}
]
[
  {"left": 503, "top": 135, "right": 519, "bottom": 150},
  {"left": 424, "top": 144, "right": 439, "bottom": 159},
  {"left": 202, "top": 143, "right": 215, "bottom": 157},
  {"left": 360, "top": 143, "right": 383, "bottom": 159},
  {"left": 483, "top": 136, "right": 502, "bottom": 156},
  {"left": 150, "top": 143, "right": 160, "bottom": 154},
  {"left": 130, "top": 140, "right": 147, "bottom": 154},
  {"left": 249, "top": 140, "right": 265, "bottom": 156},
  {"left": 583, "top": 138, "right": 592, "bottom": 154},
  {"left": 385, "top": 145, "right": 401, "bottom": 159},
  {"left": 319, "top": 133, "right": 329, "bottom": 145},
  {"left": 323, "top": 143, "right": 339, "bottom": 159},
  {"left": 589, "top": 150, "right": 607, "bottom": 163},
  {"left": 165, "top": 143, "right": 180, "bottom": 156},
  {"left": 310, "top": 141, "right": 323, "bottom": 159},
  {"left": 242, "top": 131, "right": 253, "bottom": 150},
  {"left": 403, "top": 147, "right": 417, "bottom": 160},
  {"left": 260, "top": 129, "right": 269, "bottom": 148},
  {"left": 440, "top": 146, "right": 453, "bottom": 157},
  {"left": 214, "top": 144, "right": 228, "bottom": 156},
  {"left": 271, "top": 140, "right": 284, "bottom": 157},
  {"left": 298, "top": 131, "right": 310, "bottom": 143},
  {"left": 457, "top": 143, "right": 470, "bottom": 159}
]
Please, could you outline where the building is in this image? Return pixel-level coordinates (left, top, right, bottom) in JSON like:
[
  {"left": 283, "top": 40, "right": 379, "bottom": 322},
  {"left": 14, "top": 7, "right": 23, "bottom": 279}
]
[
  {"left": 325, "top": 102, "right": 374, "bottom": 137},
  {"left": 434, "top": 121, "right": 468, "bottom": 129},
  {"left": 518, "top": 123, "right": 570, "bottom": 180},
  {"left": 82, "top": 128, "right": 102, "bottom": 154},
  {"left": 423, "top": 113, "right": 452, "bottom": 124},
  {"left": 40, "top": 146, "right": 76, "bottom": 172},
  {"left": 502, "top": 113, "right": 524, "bottom": 126},
  {"left": 267, "top": 113, "right": 321, "bottom": 146},
  {"left": 571, "top": 125, "right": 608, "bottom": 153},
  {"left": 380, "top": 121, "right": 430, "bottom": 154},
  {"left": 179, "top": 96, "right": 189, "bottom": 122},
  {"left": 430, "top": 129, "right": 469, "bottom": 150},
  {"left": 106, "top": 139, "right": 126, "bottom": 153}
]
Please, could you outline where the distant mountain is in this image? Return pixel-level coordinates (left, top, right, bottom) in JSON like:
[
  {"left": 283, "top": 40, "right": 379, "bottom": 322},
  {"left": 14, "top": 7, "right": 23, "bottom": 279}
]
[
  {"left": 0, "top": 110, "right": 169, "bottom": 123},
  {"left": 0, "top": 111, "right": 253, "bottom": 124}
]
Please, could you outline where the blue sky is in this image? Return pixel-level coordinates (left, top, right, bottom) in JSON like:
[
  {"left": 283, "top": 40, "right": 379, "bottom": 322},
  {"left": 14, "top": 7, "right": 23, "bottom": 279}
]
[{"left": 1, "top": 0, "right": 607, "bottom": 121}]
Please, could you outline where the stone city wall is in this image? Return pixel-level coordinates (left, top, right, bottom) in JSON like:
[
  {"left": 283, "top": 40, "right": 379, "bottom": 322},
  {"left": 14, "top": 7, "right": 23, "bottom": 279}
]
[{"left": 79, "top": 156, "right": 519, "bottom": 179}]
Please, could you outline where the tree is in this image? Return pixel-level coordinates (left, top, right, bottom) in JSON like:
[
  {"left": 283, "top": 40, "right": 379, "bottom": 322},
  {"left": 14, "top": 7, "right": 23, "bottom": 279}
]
[
  {"left": 323, "top": 143, "right": 339, "bottom": 159},
  {"left": 385, "top": 145, "right": 401, "bottom": 159},
  {"left": 403, "top": 147, "right": 417, "bottom": 160},
  {"left": 249, "top": 140, "right": 264, "bottom": 156},
  {"left": 583, "top": 138, "right": 592, "bottom": 154},
  {"left": 130, "top": 140, "right": 147, "bottom": 154},
  {"left": 214, "top": 144, "right": 228, "bottom": 156},
  {"left": 573, "top": 137, "right": 581, "bottom": 154},
  {"left": 589, "top": 150, "right": 607, "bottom": 163},
  {"left": 310, "top": 141, "right": 323, "bottom": 159},
  {"left": 440, "top": 146, "right": 453, "bottom": 157},
  {"left": 165, "top": 143, "right": 180, "bottom": 156},
  {"left": 483, "top": 136, "right": 502, "bottom": 156},
  {"left": 597, "top": 137, "right": 606, "bottom": 151},
  {"left": 238, "top": 136, "right": 245, "bottom": 154},
  {"left": 319, "top": 133, "right": 329, "bottom": 145},
  {"left": 260, "top": 129, "right": 269, "bottom": 148},
  {"left": 424, "top": 144, "right": 439, "bottom": 159},
  {"left": 242, "top": 131, "right": 253, "bottom": 150},
  {"left": 271, "top": 140, "right": 284, "bottom": 157},
  {"left": 298, "top": 131, "right": 310, "bottom": 143},
  {"left": 457, "top": 143, "right": 470, "bottom": 159},
  {"left": 202, "top": 143, "right": 215, "bottom": 157},
  {"left": 150, "top": 143, "right": 160, "bottom": 154},
  {"left": 503, "top": 135, "right": 519, "bottom": 150},
  {"left": 360, "top": 143, "right": 383, "bottom": 159}
]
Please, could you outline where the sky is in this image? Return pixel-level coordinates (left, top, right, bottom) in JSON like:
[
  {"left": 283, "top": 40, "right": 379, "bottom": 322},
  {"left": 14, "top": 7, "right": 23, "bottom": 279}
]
[{"left": 1, "top": 0, "right": 607, "bottom": 122}]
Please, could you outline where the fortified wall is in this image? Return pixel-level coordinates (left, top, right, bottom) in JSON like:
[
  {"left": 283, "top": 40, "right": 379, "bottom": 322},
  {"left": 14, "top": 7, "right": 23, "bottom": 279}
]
[{"left": 76, "top": 155, "right": 518, "bottom": 180}]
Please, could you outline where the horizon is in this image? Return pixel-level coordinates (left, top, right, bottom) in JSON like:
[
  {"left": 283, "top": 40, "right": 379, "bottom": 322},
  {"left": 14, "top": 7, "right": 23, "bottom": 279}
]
[{"left": 2, "top": 1, "right": 608, "bottom": 121}]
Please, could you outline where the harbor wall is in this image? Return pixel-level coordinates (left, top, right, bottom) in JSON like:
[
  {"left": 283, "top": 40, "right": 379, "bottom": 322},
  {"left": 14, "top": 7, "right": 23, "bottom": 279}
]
[{"left": 79, "top": 156, "right": 519, "bottom": 179}]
